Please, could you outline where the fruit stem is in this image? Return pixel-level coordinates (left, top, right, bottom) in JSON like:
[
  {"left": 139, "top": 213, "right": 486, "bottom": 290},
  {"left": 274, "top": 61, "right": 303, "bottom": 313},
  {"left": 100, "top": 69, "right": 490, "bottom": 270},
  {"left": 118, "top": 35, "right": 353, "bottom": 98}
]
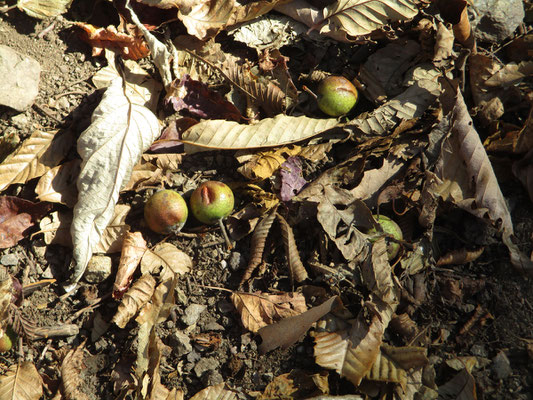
[
  {"left": 302, "top": 85, "right": 318, "bottom": 100},
  {"left": 218, "top": 218, "right": 233, "bottom": 250}
]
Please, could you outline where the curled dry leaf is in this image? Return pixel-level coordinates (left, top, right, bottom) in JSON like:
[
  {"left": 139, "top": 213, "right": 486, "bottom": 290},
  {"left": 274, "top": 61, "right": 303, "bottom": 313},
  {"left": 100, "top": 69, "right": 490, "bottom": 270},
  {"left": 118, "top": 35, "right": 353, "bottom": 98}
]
[
  {"left": 113, "top": 231, "right": 148, "bottom": 299},
  {"left": 237, "top": 146, "right": 302, "bottom": 181},
  {"left": 231, "top": 291, "right": 307, "bottom": 333},
  {"left": 275, "top": 0, "right": 418, "bottom": 43},
  {"left": 0, "top": 267, "right": 13, "bottom": 324},
  {"left": 74, "top": 22, "right": 150, "bottom": 60},
  {"left": 140, "top": 242, "right": 192, "bottom": 282},
  {"left": 178, "top": 0, "right": 235, "bottom": 40},
  {"left": 67, "top": 76, "right": 160, "bottom": 291},
  {"left": 16, "top": 0, "right": 72, "bottom": 19},
  {"left": 240, "top": 207, "right": 278, "bottom": 286},
  {"left": 112, "top": 274, "right": 156, "bottom": 329},
  {"left": 435, "top": 0, "right": 475, "bottom": 50},
  {"left": 60, "top": 341, "right": 88, "bottom": 400},
  {"left": 0, "top": 361, "right": 43, "bottom": 400},
  {"left": 182, "top": 114, "right": 339, "bottom": 151},
  {"left": 436, "top": 247, "right": 484, "bottom": 267},
  {"left": 189, "top": 382, "right": 236, "bottom": 400},
  {"left": 276, "top": 213, "right": 308, "bottom": 283},
  {"left": 35, "top": 159, "right": 81, "bottom": 207},
  {"left": 365, "top": 349, "right": 407, "bottom": 388},
  {"left": 260, "top": 370, "right": 329, "bottom": 399},
  {"left": 0, "top": 129, "right": 74, "bottom": 193}
]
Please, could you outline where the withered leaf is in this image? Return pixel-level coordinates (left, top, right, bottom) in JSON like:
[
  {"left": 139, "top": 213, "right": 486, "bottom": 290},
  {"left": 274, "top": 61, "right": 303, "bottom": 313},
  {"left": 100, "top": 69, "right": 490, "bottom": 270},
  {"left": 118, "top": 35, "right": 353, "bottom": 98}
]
[
  {"left": 188, "top": 383, "right": 236, "bottom": 400},
  {"left": 178, "top": 0, "right": 235, "bottom": 40},
  {"left": 278, "top": 157, "right": 307, "bottom": 202},
  {"left": 140, "top": 242, "right": 192, "bottom": 281},
  {"left": 436, "top": 247, "right": 485, "bottom": 267},
  {"left": 60, "top": 341, "right": 88, "bottom": 400},
  {"left": 0, "top": 361, "right": 43, "bottom": 400},
  {"left": 112, "top": 274, "right": 156, "bottom": 329},
  {"left": 113, "top": 231, "right": 148, "bottom": 299},
  {"left": 237, "top": 146, "right": 302, "bottom": 181},
  {"left": 276, "top": 213, "right": 308, "bottom": 284},
  {"left": 259, "top": 369, "right": 329, "bottom": 400},
  {"left": 231, "top": 291, "right": 307, "bottom": 333},
  {"left": 438, "top": 368, "right": 477, "bottom": 399},
  {"left": 35, "top": 159, "right": 81, "bottom": 207}
]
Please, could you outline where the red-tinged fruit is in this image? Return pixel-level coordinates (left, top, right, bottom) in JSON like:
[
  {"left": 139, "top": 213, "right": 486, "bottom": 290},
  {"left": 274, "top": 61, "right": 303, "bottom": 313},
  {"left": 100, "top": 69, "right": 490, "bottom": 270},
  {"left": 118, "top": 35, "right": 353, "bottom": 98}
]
[
  {"left": 367, "top": 215, "right": 403, "bottom": 260},
  {"left": 0, "top": 326, "right": 16, "bottom": 353},
  {"left": 190, "top": 181, "right": 234, "bottom": 225},
  {"left": 317, "top": 76, "right": 358, "bottom": 117},
  {"left": 144, "top": 190, "right": 188, "bottom": 234}
]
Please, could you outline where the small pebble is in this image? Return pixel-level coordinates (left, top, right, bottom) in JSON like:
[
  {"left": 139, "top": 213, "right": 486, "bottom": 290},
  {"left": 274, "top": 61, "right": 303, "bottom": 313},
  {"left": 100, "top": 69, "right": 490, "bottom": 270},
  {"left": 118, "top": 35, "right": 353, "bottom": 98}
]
[
  {"left": 0, "top": 253, "right": 18, "bottom": 266},
  {"left": 84, "top": 255, "right": 112, "bottom": 283},
  {"left": 181, "top": 304, "right": 207, "bottom": 326},
  {"left": 492, "top": 351, "right": 512, "bottom": 380}
]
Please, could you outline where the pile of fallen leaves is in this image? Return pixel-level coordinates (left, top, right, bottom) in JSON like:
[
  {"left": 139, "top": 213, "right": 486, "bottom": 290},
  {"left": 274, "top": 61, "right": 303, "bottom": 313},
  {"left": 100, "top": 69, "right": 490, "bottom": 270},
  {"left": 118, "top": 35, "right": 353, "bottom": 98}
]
[{"left": 1, "top": 0, "right": 532, "bottom": 398}]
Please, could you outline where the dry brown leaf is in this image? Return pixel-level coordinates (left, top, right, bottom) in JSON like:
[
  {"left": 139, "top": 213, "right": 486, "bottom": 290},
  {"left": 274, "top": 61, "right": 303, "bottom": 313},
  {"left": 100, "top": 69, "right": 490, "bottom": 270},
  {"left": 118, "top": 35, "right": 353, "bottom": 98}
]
[
  {"left": 438, "top": 368, "right": 477, "bottom": 399},
  {"left": 258, "top": 370, "right": 329, "bottom": 400},
  {"left": 0, "top": 267, "right": 13, "bottom": 324},
  {"left": 17, "top": 0, "right": 72, "bottom": 19},
  {"left": 0, "top": 129, "right": 74, "bottom": 193},
  {"left": 35, "top": 159, "right": 81, "bottom": 207},
  {"left": 258, "top": 296, "right": 340, "bottom": 354},
  {"left": 231, "top": 291, "right": 307, "bottom": 333},
  {"left": 0, "top": 361, "right": 43, "bottom": 400},
  {"left": 182, "top": 114, "right": 339, "bottom": 151},
  {"left": 227, "top": 0, "right": 291, "bottom": 26},
  {"left": 189, "top": 383, "right": 236, "bottom": 400},
  {"left": 112, "top": 274, "right": 157, "bottom": 328},
  {"left": 436, "top": 247, "right": 485, "bottom": 266},
  {"left": 178, "top": 0, "right": 235, "bottom": 40},
  {"left": 276, "top": 213, "right": 308, "bottom": 284},
  {"left": 60, "top": 341, "right": 88, "bottom": 400},
  {"left": 137, "top": 278, "right": 177, "bottom": 325},
  {"left": 436, "top": 0, "right": 475, "bottom": 50},
  {"left": 142, "top": 153, "right": 183, "bottom": 172},
  {"left": 468, "top": 54, "right": 503, "bottom": 106},
  {"left": 237, "top": 146, "right": 302, "bottom": 181},
  {"left": 240, "top": 207, "right": 278, "bottom": 286},
  {"left": 113, "top": 232, "right": 148, "bottom": 299},
  {"left": 275, "top": 0, "right": 418, "bottom": 43},
  {"left": 140, "top": 242, "right": 192, "bottom": 281},
  {"left": 485, "top": 61, "right": 533, "bottom": 87},
  {"left": 434, "top": 21, "right": 455, "bottom": 64},
  {"left": 122, "top": 157, "right": 164, "bottom": 192},
  {"left": 389, "top": 313, "right": 418, "bottom": 341},
  {"left": 360, "top": 239, "right": 397, "bottom": 304},
  {"left": 365, "top": 349, "right": 407, "bottom": 388}
]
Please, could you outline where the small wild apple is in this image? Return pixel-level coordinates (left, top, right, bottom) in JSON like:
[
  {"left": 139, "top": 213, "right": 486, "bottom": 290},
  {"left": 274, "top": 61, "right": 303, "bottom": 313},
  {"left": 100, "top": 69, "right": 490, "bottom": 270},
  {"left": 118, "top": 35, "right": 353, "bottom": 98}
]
[
  {"left": 317, "top": 76, "right": 358, "bottom": 117},
  {"left": 144, "top": 190, "right": 188, "bottom": 234}
]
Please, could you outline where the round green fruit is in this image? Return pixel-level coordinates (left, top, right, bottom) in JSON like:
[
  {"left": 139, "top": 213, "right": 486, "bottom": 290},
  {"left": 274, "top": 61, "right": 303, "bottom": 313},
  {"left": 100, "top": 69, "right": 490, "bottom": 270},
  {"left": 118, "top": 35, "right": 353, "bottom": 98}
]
[
  {"left": 367, "top": 215, "right": 403, "bottom": 260},
  {"left": 144, "top": 190, "right": 188, "bottom": 234},
  {"left": 317, "top": 76, "right": 358, "bottom": 117},
  {"left": 0, "top": 326, "right": 16, "bottom": 353},
  {"left": 190, "top": 181, "right": 234, "bottom": 225}
]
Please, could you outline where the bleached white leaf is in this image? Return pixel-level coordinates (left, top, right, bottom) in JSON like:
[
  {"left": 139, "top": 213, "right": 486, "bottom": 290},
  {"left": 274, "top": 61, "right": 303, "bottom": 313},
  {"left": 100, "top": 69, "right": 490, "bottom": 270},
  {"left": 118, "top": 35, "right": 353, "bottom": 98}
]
[
  {"left": 17, "top": 0, "right": 72, "bottom": 19},
  {"left": 66, "top": 77, "right": 160, "bottom": 292}
]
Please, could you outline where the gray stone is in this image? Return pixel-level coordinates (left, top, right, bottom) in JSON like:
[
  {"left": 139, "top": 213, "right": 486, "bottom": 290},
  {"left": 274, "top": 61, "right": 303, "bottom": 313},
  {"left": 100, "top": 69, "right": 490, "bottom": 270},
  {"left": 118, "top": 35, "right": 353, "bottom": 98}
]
[
  {"left": 469, "top": 0, "right": 525, "bottom": 43},
  {"left": 0, "top": 45, "right": 41, "bottom": 111},
  {"left": 84, "top": 255, "right": 112, "bottom": 283},
  {"left": 168, "top": 330, "right": 192, "bottom": 357},
  {"left": 194, "top": 357, "right": 220, "bottom": 378},
  {"left": 201, "top": 370, "right": 224, "bottom": 387},
  {"left": 181, "top": 304, "right": 207, "bottom": 326},
  {"left": 492, "top": 351, "right": 512, "bottom": 380},
  {"left": 0, "top": 253, "right": 19, "bottom": 266},
  {"left": 470, "top": 344, "right": 488, "bottom": 358},
  {"left": 186, "top": 349, "right": 200, "bottom": 363},
  {"left": 202, "top": 321, "right": 224, "bottom": 331}
]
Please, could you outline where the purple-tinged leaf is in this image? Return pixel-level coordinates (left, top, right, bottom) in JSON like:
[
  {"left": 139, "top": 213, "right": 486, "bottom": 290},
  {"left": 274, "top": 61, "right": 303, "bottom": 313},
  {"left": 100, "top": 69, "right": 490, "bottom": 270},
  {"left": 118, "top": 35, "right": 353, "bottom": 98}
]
[{"left": 279, "top": 157, "right": 307, "bottom": 201}]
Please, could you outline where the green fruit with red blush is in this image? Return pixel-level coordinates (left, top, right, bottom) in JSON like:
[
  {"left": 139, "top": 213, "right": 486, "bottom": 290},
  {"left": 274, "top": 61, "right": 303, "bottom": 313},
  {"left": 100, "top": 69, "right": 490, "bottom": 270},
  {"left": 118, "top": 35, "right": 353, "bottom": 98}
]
[
  {"left": 190, "top": 181, "right": 234, "bottom": 225},
  {"left": 144, "top": 190, "right": 188, "bottom": 234},
  {"left": 317, "top": 76, "right": 358, "bottom": 117}
]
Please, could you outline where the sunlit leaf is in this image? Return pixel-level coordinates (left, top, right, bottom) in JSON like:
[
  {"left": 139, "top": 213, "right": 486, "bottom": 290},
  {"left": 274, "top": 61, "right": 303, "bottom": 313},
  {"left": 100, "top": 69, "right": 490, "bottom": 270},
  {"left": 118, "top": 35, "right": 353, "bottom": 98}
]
[{"left": 0, "top": 361, "right": 43, "bottom": 400}]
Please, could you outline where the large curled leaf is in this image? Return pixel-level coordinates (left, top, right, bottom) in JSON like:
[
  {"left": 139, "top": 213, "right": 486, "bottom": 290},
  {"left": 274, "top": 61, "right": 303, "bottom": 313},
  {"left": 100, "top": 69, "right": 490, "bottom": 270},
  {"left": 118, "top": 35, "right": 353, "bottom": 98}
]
[
  {"left": 275, "top": 0, "right": 418, "bottom": 43},
  {"left": 0, "top": 361, "right": 43, "bottom": 400},
  {"left": 112, "top": 274, "right": 157, "bottom": 329},
  {"left": 66, "top": 77, "right": 160, "bottom": 292},
  {"left": 178, "top": 0, "right": 236, "bottom": 40},
  {"left": 182, "top": 114, "right": 339, "bottom": 151},
  {"left": 140, "top": 243, "right": 192, "bottom": 281},
  {"left": 17, "top": 0, "right": 73, "bottom": 19}
]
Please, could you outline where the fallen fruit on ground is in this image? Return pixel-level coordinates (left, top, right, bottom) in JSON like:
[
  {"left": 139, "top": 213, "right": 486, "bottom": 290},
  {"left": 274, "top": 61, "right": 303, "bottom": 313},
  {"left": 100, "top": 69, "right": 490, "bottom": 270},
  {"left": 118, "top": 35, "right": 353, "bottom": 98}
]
[
  {"left": 144, "top": 189, "right": 188, "bottom": 234},
  {"left": 0, "top": 327, "right": 16, "bottom": 353},
  {"left": 317, "top": 76, "right": 358, "bottom": 117},
  {"left": 367, "top": 214, "right": 403, "bottom": 260},
  {"left": 190, "top": 181, "right": 234, "bottom": 225}
]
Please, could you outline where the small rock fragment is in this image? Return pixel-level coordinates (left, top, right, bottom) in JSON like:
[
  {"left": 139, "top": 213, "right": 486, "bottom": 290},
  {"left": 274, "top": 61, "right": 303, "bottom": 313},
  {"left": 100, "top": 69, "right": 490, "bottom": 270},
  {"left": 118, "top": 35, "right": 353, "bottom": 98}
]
[
  {"left": 469, "top": 0, "right": 525, "bottom": 43},
  {"left": 0, "top": 254, "right": 18, "bottom": 266},
  {"left": 181, "top": 304, "right": 207, "bottom": 326},
  {"left": 201, "top": 370, "right": 224, "bottom": 386},
  {"left": 168, "top": 330, "right": 192, "bottom": 357},
  {"left": 0, "top": 45, "right": 41, "bottom": 111},
  {"left": 194, "top": 357, "right": 220, "bottom": 378},
  {"left": 492, "top": 351, "right": 512, "bottom": 380},
  {"left": 84, "top": 255, "right": 112, "bottom": 283}
]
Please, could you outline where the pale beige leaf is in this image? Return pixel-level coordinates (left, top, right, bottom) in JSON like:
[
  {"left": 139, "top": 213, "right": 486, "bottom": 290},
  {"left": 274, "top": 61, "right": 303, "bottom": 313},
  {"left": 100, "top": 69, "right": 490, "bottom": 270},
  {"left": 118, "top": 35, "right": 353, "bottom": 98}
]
[
  {"left": 231, "top": 291, "right": 307, "bottom": 333},
  {"left": 276, "top": 213, "right": 308, "bottom": 283},
  {"left": 434, "top": 21, "right": 455, "bottom": 63},
  {"left": 381, "top": 344, "right": 428, "bottom": 370},
  {"left": 136, "top": 278, "right": 177, "bottom": 325},
  {"left": 123, "top": 158, "right": 163, "bottom": 192},
  {"left": 67, "top": 76, "right": 160, "bottom": 292},
  {"left": 237, "top": 146, "right": 302, "bottom": 181},
  {"left": 485, "top": 61, "right": 533, "bottom": 87},
  {"left": 259, "top": 370, "right": 329, "bottom": 400},
  {"left": 360, "top": 238, "right": 397, "bottom": 304},
  {"left": 17, "top": 0, "right": 72, "bottom": 19},
  {"left": 227, "top": 0, "right": 292, "bottom": 26},
  {"left": 60, "top": 341, "right": 88, "bottom": 400},
  {"left": 275, "top": 0, "right": 418, "bottom": 43},
  {"left": 38, "top": 204, "right": 131, "bottom": 253},
  {"left": 140, "top": 243, "right": 192, "bottom": 281},
  {"left": 0, "top": 267, "right": 13, "bottom": 323},
  {"left": 113, "top": 231, "right": 148, "bottom": 299},
  {"left": 35, "top": 159, "right": 81, "bottom": 207},
  {"left": 189, "top": 383, "right": 236, "bottom": 400},
  {"left": 112, "top": 274, "right": 157, "bottom": 329},
  {"left": 0, "top": 361, "right": 43, "bottom": 400},
  {"left": 137, "top": 0, "right": 196, "bottom": 8},
  {"left": 178, "top": 0, "right": 236, "bottom": 40},
  {"left": 0, "top": 129, "right": 73, "bottom": 192},
  {"left": 142, "top": 153, "right": 183, "bottom": 172},
  {"left": 182, "top": 114, "right": 338, "bottom": 151}
]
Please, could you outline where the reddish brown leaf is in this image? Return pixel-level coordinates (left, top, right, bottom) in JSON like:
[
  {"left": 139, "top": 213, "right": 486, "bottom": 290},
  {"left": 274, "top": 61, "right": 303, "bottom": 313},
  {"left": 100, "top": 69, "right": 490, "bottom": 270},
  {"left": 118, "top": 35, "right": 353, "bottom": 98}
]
[{"left": 0, "top": 196, "right": 51, "bottom": 249}]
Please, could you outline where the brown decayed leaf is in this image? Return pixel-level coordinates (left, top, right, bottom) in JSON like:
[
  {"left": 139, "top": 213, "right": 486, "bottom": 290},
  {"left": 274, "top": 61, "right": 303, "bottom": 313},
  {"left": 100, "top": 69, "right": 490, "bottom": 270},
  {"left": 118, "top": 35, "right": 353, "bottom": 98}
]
[
  {"left": 122, "top": 156, "right": 164, "bottom": 192},
  {"left": 365, "top": 349, "right": 407, "bottom": 388},
  {"left": 237, "top": 146, "right": 302, "bottom": 181},
  {"left": 140, "top": 242, "right": 192, "bottom": 281},
  {"left": 389, "top": 313, "right": 418, "bottom": 341},
  {"left": 227, "top": 0, "right": 292, "bottom": 26},
  {"left": 276, "top": 213, "right": 308, "bottom": 284},
  {"left": 142, "top": 153, "right": 183, "bottom": 172},
  {"left": 381, "top": 344, "right": 428, "bottom": 370},
  {"left": 188, "top": 383, "right": 236, "bottom": 400},
  {"left": 484, "top": 61, "right": 533, "bottom": 87},
  {"left": 231, "top": 291, "right": 307, "bottom": 333},
  {"left": 240, "top": 207, "right": 278, "bottom": 286},
  {"left": 258, "top": 370, "right": 329, "bottom": 400},
  {"left": 35, "top": 159, "right": 81, "bottom": 207},
  {"left": 74, "top": 22, "right": 150, "bottom": 60},
  {"left": 112, "top": 274, "right": 157, "bottom": 328},
  {"left": 178, "top": 0, "right": 235, "bottom": 40},
  {"left": 434, "top": 21, "right": 455, "bottom": 64},
  {"left": 111, "top": 355, "right": 137, "bottom": 395},
  {"left": 468, "top": 54, "right": 502, "bottom": 106},
  {"left": 0, "top": 130, "right": 74, "bottom": 193},
  {"left": 60, "top": 341, "right": 88, "bottom": 400},
  {"left": 438, "top": 368, "right": 477, "bottom": 399},
  {"left": 0, "top": 196, "right": 52, "bottom": 249},
  {"left": 137, "top": 278, "right": 177, "bottom": 325},
  {"left": 436, "top": 247, "right": 484, "bottom": 267},
  {"left": 436, "top": 0, "right": 475, "bottom": 50},
  {"left": 16, "top": 0, "right": 72, "bottom": 19},
  {"left": 182, "top": 114, "right": 339, "bottom": 151},
  {"left": 0, "top": 361, "right": 43, "bottom": 400},
  {"left": 113, "top": 231, "right": 148, "bottom": 299},
  {"left": 258, "top": 296, "right": 340, "bottom": 354},
  {"left": 0, "top": 267, "right": 13, "bottom": 324}
]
